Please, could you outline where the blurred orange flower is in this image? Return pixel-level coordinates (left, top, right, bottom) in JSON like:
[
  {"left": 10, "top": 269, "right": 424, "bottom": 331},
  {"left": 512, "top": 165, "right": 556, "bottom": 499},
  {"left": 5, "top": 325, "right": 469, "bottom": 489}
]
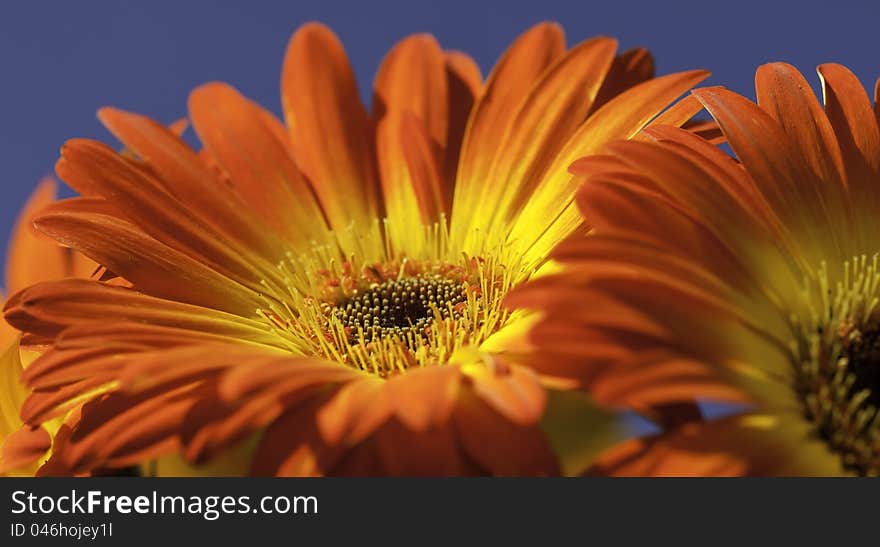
[{"left": 511, "top": 63, "right": 880, "bottom": 476}]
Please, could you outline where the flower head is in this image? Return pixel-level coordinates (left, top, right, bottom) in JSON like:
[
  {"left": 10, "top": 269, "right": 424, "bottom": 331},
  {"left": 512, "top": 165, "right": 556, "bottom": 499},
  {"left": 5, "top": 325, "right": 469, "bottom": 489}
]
[
  {"left": 5, "top": 22, "right": 707, "bottom": 475},
  {"left": 511, "top": 63, "right": 880, "bottom": 476}
]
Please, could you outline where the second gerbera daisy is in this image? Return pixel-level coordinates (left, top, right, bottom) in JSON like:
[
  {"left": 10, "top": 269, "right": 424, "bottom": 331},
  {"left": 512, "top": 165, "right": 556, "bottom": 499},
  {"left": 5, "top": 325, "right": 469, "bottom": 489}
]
[
  {"left": 4, "top": 22, "right": 706, "bottom": 475},
  {"left": 511, "top": 63, "right": 880, "bottom": 476}
]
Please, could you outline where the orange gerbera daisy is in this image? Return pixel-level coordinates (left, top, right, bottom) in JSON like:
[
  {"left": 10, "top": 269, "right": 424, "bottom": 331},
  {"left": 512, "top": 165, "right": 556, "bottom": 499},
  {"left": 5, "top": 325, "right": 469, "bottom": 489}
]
[
  {"left": 4, "top": 22, "right": 707, "bottom": 476},
  {"left": 1, "top": 179, "right": 95, "bottom": 475},
  {"left": 510, "top": 63, "right": 880, "bottom": 476}
]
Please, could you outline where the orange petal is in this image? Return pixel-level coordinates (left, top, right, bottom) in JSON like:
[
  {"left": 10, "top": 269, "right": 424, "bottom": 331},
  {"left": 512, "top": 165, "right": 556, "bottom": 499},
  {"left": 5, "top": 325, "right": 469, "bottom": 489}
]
[
  {"left": 24, "top": 345, "right": 138, "bottom": 393},
  {"left": 34, "top": 198, "right": 263, "bottom": 315},
  {"left": 560, "top": 70, "right": 711, "bottom": 161},
  {"left": 0, "top": 310, "right": 14, "bottom": 348},
  {"left": 478, "top": 36, "right": 619, "bottom": 233},
  {"left": 22, "top": 344, "right": 260, "bottom": 426},
  {"left": 5, "top": 279, "right": 271, "bottom": 343},
  {"left": 588, "top": 139, "right": 781, "bottom": 284},
  {"left": 589, "top": 432, "right": 746, "bottom": 477},
  {"left": 453, "top": 388, "right": 559, "bottom": 476},
  {"left": 373, "top": 34, "right": 448, "bottom": 240},
  {"left": 640, "top": 126, "right": 777, "bottom": 229},
  {"left": 637, "top": 94, "right": 704, "bottom": 138},
  {"left": 97, "top": 107, "right": 284, "bottom": 264},
  {"left": 281, "top": 22, "right": 379, "bottom": 232},
  {"left": 589, "top": 356, "right": 752, "bottom": 409},
  {"left": 1, "top": 426, "right": 50, "bottom": 473},
  {"left": 188, "top": 82, "right": 328, "bottom": 247},
  {"left": 57, "top": 384, "right": 211, "bottom": 471},
  {"left": 442, "top": 50, "right": 482, "bottom": 185},
  {"left": 452, "top": 22, "right": 565, "bottom": 235},
  {"left": 817, "top": 64, "right": 880, "bottom": 187},
  {"left": 184, "top": 363, "right": 355, "bottom": 462},
  {"left": 506, "top": 70, "right": 710, "bottom": 263},
  {"left": 400, "top": 113, "right": 449, "bottom": 223},
  {"left": 373, "top": 420, "right": 471, "bottom": 476},
  {"left": 34, "top": 417, "right": 80, "bottom": 476},
  {"left": 875, "top": 78, "right": 880, "bottom": 123},
  {"left": 22, "top": 378, "right": 116, "bottom": 428},
  {"left": 5, "top": 178, "right": 94, "bottom": 295},
  {"left": 382, "top": 365, "right": 461, "bottom": 432},
  {"left": 589, "top": 47, "right": 655, "bottom": 115},
  {"left": 694, "top": 86, "right": 849, "bottom": 258},
  {"left": 755, "top": 62, "right": 845, "bottom": 186},
  {"left": 680, "top": 118, "right": 724, "bottom": 144},
  {"left": 114, "top": 345, "right": 277, "bottom": 393},
  {"left": 445, "top": 50, "right": 482, "bottom": 98},
  {"left": 317, "top": 377, "right": 390, "bottom": 446},
  {"left": 55, "top": 140, "right": 285, "bottom": 294},
  {"left": 464, "top": 361, "right": 547, "bottom": 426},
  {"left": 373, "top": 34, "right": 449, "bottom": 148},
  {"left": 251, "top": 393, "right": 342, "bottom": 476},
  {"left": 218, "top": 357, "right": 359, "bottom": 402},
  {"left": 589, "top": 414, "right": 844, "bottom": 476},
  {"left": 184, "top": 397, "right": 313, "bottom": 463},
  {"left": 290, "top": 366, "right": 465, "bottom": 464}
]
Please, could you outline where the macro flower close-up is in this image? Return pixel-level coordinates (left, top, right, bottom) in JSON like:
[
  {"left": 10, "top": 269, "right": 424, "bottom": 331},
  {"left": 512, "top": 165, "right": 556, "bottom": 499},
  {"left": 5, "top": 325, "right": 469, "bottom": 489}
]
[
  {"left": 0, "top": 21, "right": 708, "bottom": 476},
  {"left": 3, "top": 2, "right": 880, "bottom": 543},
  {"left": 510, "top": 62, "right": 880, "bottom": 476}
]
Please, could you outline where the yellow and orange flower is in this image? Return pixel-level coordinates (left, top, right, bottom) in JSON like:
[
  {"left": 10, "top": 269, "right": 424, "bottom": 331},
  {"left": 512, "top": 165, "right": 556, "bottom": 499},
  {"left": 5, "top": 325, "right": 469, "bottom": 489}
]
[
  {"left": 4, "top": 22, "right": 707, "bottom": 476},
  {"left": 511, "top": 63, "right": 880, "bottom": 476},
  {"left": 1, "top": 179, "right": 95, "bottom": 475}
]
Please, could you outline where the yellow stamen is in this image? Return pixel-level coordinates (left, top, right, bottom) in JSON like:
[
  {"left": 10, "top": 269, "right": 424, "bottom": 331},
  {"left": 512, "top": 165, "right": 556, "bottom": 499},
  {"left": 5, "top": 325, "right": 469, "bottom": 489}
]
[
  {"left": 253, "top": 215, "right": 537, "bottom": 377},
  {"left": 793, "top": 254, "right": 880, "bottom": 475}
]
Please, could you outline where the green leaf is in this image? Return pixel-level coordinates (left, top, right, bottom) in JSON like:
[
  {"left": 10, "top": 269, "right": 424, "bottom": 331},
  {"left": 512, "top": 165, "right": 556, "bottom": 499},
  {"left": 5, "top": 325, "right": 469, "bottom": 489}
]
[{"left": 540, "top": 389, "right": 632, "bottom": 476}]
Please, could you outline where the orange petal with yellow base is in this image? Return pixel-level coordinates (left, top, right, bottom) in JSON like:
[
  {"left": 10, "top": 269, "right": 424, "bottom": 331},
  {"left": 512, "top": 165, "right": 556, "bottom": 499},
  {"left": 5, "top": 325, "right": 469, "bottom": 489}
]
[
  {"left": 189, "top": 82, "right": 328, "bottom": 248},
  {"left": 281, "top": 22, "right": 380, "bottom": 232}
]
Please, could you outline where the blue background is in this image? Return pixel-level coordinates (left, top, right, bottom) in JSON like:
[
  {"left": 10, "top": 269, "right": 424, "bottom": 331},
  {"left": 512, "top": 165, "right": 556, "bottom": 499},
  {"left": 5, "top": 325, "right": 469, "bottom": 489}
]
[{"left": 1, "top": 0, "right": 877, "bottom": 268}]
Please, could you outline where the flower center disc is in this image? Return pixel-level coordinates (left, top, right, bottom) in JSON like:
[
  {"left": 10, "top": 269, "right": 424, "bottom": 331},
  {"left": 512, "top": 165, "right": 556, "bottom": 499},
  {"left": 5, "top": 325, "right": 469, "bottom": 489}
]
[
  {"left": 335, "top": 274, "right": 467, "bottom": 345},
  {"left": 846, "top": 327, "right": 880, "bottom": 409}
]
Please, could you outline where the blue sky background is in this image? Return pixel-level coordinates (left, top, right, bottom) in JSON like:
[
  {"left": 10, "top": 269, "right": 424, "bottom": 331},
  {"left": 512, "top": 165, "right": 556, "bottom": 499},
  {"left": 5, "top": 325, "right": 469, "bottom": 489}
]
[{"left": 1, "top": 0, "right": 877, "bottom": 267}]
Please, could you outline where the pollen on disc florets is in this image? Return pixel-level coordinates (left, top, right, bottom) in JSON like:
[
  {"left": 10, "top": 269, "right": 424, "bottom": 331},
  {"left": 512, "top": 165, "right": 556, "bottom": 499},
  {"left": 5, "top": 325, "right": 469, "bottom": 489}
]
[
  {"left": 254, "top": 219, "right": 525, "bottom": 378},
  {"left": 334, "top": 274, "right": 468, "bottom": 346},
  {"left": 258, "top": 254, "right": 514, "bottom": 380},
  {"left": 844, "top": 327, "right": 880, "bottom": 410},
  {"left": 794, "top": 255, "right": 880, "bottom": 476},
  {"left": 309, "top": 257, "right": 501, "bottom": 377}
]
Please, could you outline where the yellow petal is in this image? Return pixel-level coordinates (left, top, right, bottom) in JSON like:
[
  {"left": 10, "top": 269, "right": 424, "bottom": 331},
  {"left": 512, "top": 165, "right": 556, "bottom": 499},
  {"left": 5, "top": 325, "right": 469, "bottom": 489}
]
[{"left": 0, "top": 340, "right": 27, "bottom": 441}]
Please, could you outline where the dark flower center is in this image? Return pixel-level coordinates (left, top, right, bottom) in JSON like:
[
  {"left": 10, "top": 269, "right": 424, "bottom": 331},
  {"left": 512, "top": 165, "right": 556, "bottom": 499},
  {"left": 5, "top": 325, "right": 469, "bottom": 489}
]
[
  {"left": 335, "top": 274, "right": 467, "bottom": 345},
  {"left": 803, "top": 321, "right": 880, "bottom": 475},
  {"left": 846, "top": 327, "right": 880, "bottom": 409}
]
